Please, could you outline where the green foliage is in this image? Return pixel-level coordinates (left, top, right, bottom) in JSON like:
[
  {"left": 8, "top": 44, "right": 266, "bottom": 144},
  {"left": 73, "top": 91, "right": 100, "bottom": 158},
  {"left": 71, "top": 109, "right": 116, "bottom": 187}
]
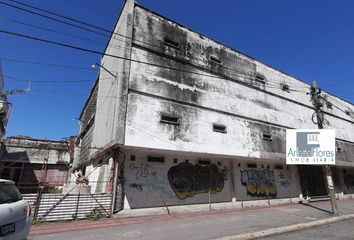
[
  {"left": 47, "top": 187, "right": 63, "bottom": 194},
  {"left": 32, "top": 220, "right": 45, "bottom": 226},
  {"left": 86, "top": 208, "right": 104, "bottom": 221}
]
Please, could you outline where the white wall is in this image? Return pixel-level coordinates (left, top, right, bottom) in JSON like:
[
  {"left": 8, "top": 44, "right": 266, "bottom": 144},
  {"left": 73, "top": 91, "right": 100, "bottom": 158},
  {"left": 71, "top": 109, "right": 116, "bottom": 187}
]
[
  {"left": 91, "top": 0, "right": 135, "bottom": 151},
  {"left": 234, "top": 161, "right": 301, "bottom": 201},
  {"left": 123, "top": 149, "right": 301, "bottom": 209},
  {"left": 122, "top": 6, "right": 354, "bottom": 160}
]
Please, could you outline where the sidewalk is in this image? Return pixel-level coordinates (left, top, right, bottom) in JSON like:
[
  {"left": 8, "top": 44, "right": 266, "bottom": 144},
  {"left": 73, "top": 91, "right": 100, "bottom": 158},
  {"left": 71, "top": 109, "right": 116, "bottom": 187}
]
[{"left": 30, "top": 199, "right": 354, "bottom": 239}]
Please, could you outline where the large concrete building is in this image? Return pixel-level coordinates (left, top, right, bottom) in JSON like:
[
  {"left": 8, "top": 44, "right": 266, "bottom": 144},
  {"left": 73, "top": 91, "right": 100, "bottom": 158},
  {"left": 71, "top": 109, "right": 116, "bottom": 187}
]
[{"left": 74, "top": 0, "right": 354, "bottom": 211}]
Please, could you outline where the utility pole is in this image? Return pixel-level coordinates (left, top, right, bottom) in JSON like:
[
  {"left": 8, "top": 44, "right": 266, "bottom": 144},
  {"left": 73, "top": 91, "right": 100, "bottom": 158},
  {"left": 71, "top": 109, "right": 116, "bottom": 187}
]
[{"left": 310, "top": 80, "right": 339, "bottom": 215}]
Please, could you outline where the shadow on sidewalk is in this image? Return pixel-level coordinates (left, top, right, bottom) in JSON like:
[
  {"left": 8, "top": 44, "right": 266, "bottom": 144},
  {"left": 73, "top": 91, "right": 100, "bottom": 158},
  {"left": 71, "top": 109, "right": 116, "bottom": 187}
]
[{"left": 301, "top": 202, "right": 333, "bottom": 215}]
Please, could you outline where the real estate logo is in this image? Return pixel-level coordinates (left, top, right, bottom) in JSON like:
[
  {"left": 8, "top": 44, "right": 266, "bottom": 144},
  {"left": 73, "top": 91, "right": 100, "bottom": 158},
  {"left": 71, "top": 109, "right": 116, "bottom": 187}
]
[{"left": 286, "top": 129, "right": 335, "bottom": 165}]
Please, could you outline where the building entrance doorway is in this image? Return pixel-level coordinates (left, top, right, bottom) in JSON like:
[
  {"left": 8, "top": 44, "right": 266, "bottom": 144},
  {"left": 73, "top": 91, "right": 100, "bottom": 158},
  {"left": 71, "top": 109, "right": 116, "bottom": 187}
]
[{"left": 298, "top": 166, "right": 327, "bottom": 197}]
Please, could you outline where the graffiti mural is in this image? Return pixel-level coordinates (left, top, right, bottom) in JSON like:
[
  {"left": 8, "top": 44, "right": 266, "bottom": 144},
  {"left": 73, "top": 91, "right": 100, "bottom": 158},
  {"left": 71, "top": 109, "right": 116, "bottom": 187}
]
[
  {"left": 241, "top": 169, "right": 277, "bottom": 197},
  {"left": 129, "top": 163, "right": 151, "bottom": 181},
  {"left": 220, "top": 166, "right": 229, "bottom": 181},
  {"left": 278, "top": 171, "right": 290, "bottom": 188},
  {"left": 168, "top": 162, "right": 225, "bottom": 199}
]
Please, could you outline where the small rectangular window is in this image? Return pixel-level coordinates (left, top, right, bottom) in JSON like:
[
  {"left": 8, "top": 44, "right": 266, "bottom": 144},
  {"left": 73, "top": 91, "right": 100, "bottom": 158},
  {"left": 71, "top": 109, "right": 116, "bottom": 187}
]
[
  {"left": 130, "top": 155, "right": 136, "bottom": 161},
  {"left": 275, "top": 165, "right": 283, "bottom": 170},
  {"left": 263, "top": 133, "right": 272, "bottom": 141},
  {"left": 198, "top": 160, "right": 210, "bottom": 165},
  {"left": 345, "top": 110, "right": 351, "bottom": 116},
  {"left": 255, "top": 74, "right": 266, "bottom": 84},
  {"left": 337, "top": 147, "right": 342, "bottom": 153},
  {"left": 326, "top": 102, "right": 333, "bottom": 109},
  {"left": 164, "top": 38, "right": 179, "bottom": 49},
  {"left": 198, "top": 160, "right": 211, "bottom": 165},
  {"left": 147, "top": 156, "right": 165, "bottom": 163},
  {"left": 281, "top": 83, "right": 290, "bottom": 92},
  {"left": 161, "top": 114, "right": 179, "bottom": 125},
  {"left": 247, "top": 163, "right": 257, "bottom": 168},
  {"left": 213, "top": 124, "right": 227, "bottom": 133},
  {"left": 209, "top": 56, "right": 222, "bottom": 65}
]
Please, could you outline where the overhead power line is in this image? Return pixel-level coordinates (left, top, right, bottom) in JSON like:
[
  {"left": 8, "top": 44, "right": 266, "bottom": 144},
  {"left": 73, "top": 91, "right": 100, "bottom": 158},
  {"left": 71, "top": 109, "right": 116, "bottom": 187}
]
[
  {"left": 0, "top": 0, "right": 270, "bottom": 82},
  {"left": 1, "top": 57, "right": 94, "bottom": 71},
  {"left": 4, "top": 75, "right": 95, "bottom": 83},
  {"left": 320, "top": 95, "right": 354, "bottom": 119},
  {"left": 0, "top": 29, "right": 246, "bottom": 79},
  {"left": 1, "top": 26, "right": 349, "bottom": 111},
  {"left": 0, "top": 28, "right": 328, "bottom": 98},
  {"left": 0, "top": 0, "right": 108, "bottom": 37},
  {"left": 0, "top": 17, "right": 106, "bottom": 46},
  {"left": 0, "top": 0, "right": 312, "bottom": 91},
  {"left": 7, "top": 0, "right": 110, "bottom": 33}
]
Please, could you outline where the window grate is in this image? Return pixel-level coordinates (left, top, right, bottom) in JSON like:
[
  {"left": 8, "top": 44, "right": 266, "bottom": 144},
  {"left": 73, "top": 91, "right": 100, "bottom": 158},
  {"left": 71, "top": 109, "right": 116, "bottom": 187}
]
[
  {"left": 247, "top": 163, "right": 257, "bottom": 168},
  {"left": 209, "top": 56, "right": 222, "bottom": 65},
  {"left": 281, "top": 83, "right": 290, "bottom": 92},
  {"left": 213, "top": 124, "right": 227, "bottom": 133},
  {"left": 255, "top": 74, "right": 266, "bottom": 84},
  {"left": 198, "top": 160, "right": 211, "bottom": 165},
  {"left": 148, "top": 156, "right": 165, "bottom": 163},
  {"left": 164, "top": 38, "right": 179, "bottom": 49},
  {"left": 326, "top": 102, "right": 333, "bottom": 109},
  {"left": 161, "top": 114, "right": 179, "bottom": 125},
  {"left": 275, "top": 165, "right": 283, "bottom": 170},
  {"left": 263, "top": 133, "right": 272, "bottom": 141}
]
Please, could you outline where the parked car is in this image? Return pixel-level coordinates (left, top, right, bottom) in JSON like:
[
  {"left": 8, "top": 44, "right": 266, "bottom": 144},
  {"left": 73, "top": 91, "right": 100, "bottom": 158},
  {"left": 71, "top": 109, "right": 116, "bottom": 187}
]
[{"left": 0, "top": 179, "right": 32, "bottom": 240}]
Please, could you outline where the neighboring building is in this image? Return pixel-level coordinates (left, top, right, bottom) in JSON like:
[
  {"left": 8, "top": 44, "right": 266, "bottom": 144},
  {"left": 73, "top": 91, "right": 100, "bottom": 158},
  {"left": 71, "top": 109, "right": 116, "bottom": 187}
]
[
  {"left": 74, "top": 0, "right": 354, "bottom": 211},
  {"left": 0, "top": 136, "right": 74, "bottom": 193}
]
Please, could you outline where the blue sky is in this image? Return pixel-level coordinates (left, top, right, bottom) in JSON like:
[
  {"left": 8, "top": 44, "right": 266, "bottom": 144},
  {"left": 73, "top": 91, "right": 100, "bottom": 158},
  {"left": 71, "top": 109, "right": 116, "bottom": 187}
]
[{"left": 0, "top": 0, "right": 353, "bottom": 140}]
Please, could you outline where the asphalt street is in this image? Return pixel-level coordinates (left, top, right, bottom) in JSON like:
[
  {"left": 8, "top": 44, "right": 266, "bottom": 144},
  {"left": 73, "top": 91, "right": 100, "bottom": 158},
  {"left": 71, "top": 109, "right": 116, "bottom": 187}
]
[
  {"left": 260, "top": 218, "right": 354, "bottom": 240},
  {"left": 29, "top": 199, "right": 354, "bottom": 240}
]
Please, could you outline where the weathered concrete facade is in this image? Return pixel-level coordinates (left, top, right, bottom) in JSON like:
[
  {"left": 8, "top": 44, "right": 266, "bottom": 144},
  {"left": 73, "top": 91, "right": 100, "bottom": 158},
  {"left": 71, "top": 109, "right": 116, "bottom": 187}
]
[
  {"left": 75, "top": 0, "right": 354, "bottom": 210},
  {"left": 0, "top": 136, "right": 72, "bottom": 193}
]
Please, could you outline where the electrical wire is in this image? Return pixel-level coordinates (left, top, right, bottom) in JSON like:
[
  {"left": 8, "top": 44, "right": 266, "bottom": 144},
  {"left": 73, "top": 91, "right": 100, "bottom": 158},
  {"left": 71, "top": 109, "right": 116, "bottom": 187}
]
[
  {"left": 0, "top": 1, "right": 109, "bottom": 37},
  {"left": 1, "top": 5, "right": 351, "bottom": 111},
  {"left": 0, "top": 17, "right": 106, "bottom": 46},
  {"left": 4, "top": 75, "right": 96, "bottom": 83},
  {"left": 0, "top": 0, "right": 302, "bottom": 88},
  {"left": 320, "top": 95, "right": 354, "bottom": 120},
  {"left": 0, "top": 57, "right": 95, "bottom": 72},
  {"left": 0, "top": 28, "right": 311, "bottom": 98},
  {"left": 0, "top": 0, "right": 313, "bottom": 92}
]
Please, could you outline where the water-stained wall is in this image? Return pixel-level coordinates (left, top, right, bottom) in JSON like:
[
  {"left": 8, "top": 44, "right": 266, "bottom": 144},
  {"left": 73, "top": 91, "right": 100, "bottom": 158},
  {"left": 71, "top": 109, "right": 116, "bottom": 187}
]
[
  {"left": 234, "top": 162, "right": 300, "bottom": 200},
  {"left": 123, "top": 149, "right": 301, "bottom": 208},
  {"left": 121, "top": 5, "right": 354, "bottom": 162},
  {"left": 124, "top": 150, "right": 232, "bottom": 208},
  {"left": 91, "top": 0, "right": 135, "bottom": 151}
]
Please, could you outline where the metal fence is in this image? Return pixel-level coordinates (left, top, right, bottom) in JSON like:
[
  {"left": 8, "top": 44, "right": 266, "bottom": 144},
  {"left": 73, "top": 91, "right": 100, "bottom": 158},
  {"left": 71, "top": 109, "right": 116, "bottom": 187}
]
[{"left": 23, "top": 191, "right": 112, "bottom": 222}]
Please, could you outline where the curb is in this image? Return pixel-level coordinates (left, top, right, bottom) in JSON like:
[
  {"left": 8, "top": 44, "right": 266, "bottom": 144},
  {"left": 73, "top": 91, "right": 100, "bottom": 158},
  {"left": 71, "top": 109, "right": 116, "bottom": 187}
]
[{"left": 216, "top": 213, "right": 354, "bottom": 240}]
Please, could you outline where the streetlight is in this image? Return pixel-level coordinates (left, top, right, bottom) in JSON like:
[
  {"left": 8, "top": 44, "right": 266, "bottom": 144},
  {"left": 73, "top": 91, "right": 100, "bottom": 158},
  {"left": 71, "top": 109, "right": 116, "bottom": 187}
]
[
  {"left": 91, "top": 63, "right": 117, "bottom": 78},
  {"left": 73, "top": 117, "right": 88, "bottom": 127}
]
